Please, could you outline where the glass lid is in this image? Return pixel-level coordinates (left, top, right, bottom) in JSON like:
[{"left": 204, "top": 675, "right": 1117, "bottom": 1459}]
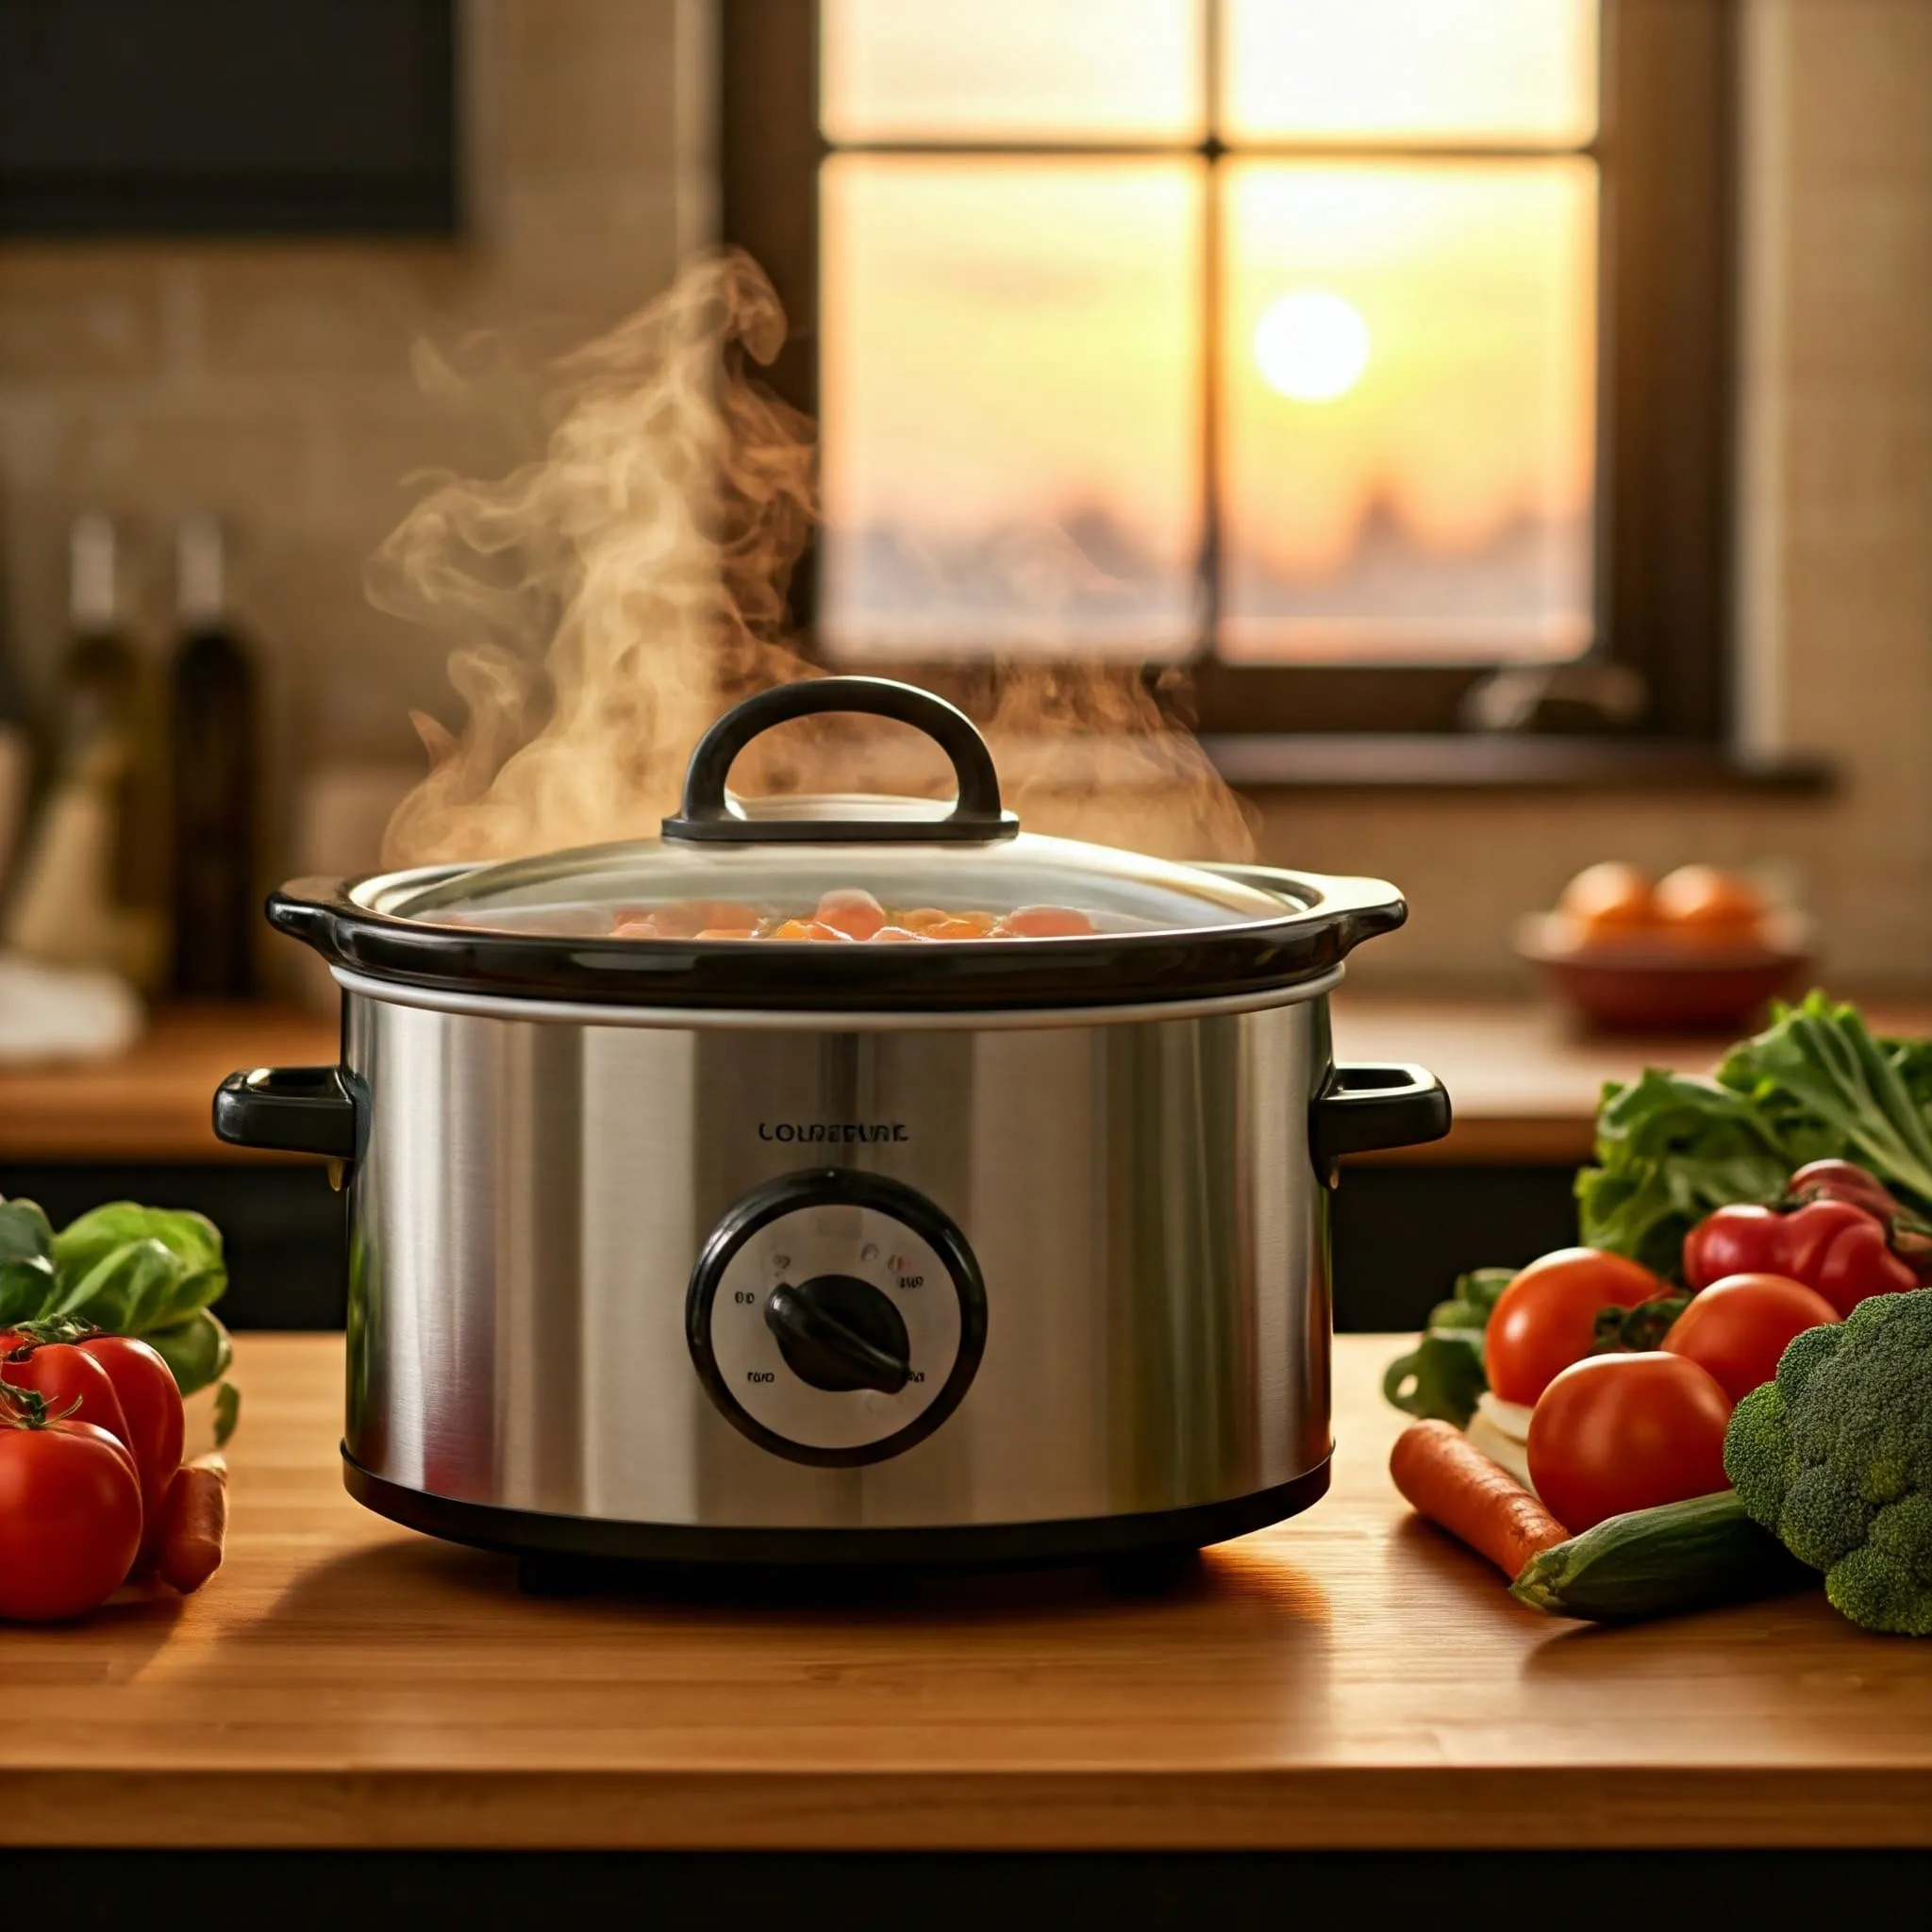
[
  {"left": 275, "top": 681, "right": 1407, "bottom": 1010},
  {"left": 378, "top": 821, "right": 1299, "bottom": 942},
  {"left": 374, "top": 679, "right": 1299, "bottom": 944}
]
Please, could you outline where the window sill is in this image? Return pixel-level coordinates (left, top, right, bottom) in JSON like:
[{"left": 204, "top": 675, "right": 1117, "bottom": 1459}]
[{"left": 1201, "top": 735, "right": 1837, "bottom": 796}]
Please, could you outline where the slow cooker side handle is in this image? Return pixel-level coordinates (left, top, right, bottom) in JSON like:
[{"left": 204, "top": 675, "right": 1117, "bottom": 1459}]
[
  {"left": 1308, "top": 1063, "right": 1452, "bottom": 1184},
  {"left": 212, "top": 1066, "right": 362, "bottom": 1161}
]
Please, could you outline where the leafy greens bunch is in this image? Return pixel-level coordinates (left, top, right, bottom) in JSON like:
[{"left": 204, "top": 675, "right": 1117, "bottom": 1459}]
[
  {"left": 1383, "top": 1268, "right": 1513, "bottom": 1426},
  {"left": 1578, "top": 992, "right": 1932, "bottom": 1282},
  {"left": 0, "top": 1199, "right": 235, "bottom": 1417}
]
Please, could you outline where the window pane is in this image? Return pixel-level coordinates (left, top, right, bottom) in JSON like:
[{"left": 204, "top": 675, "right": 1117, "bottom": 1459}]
[
  {"left": 1220, "top": 161, "right": 1595, "bottom": 664},
  {"left": 821, "top": 157, "right": 1204, "bottom": 659},
  {"left": 1223, "top": 0, "right": 1598, "bottom": 147},
  {"left": 821, "top": 0, "right": 1206, "bottom": 144}
]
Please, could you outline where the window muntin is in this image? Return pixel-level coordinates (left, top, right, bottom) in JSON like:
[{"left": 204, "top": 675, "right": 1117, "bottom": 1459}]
[{"left": 815, "top": 0, "right": 1604, "bottom": 675}]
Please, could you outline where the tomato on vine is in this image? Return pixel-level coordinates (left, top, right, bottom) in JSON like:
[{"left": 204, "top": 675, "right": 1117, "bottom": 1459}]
[
  {"left": 0, "top": 1378, "right": 143, "bottom": 1624},
  {"left": 1482, "top": 1248, "right": 1666, "bottom": 1406}
]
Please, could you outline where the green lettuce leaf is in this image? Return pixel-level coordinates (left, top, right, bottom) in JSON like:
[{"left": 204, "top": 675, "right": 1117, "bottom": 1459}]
[
  {"left": 52, "top": 1236, "right": 185, "bottom": 1333},
  {"left": 1577, "top": 993, "right": 1932, "bottom": 1279},
  {"left": 1576, "top": 1069, "right": 1790, "bottom": 1280},
  {"left": 144, "top": 1309, "right": 234, "bottom": 1398},
  {"left": 1895, "top": 1038, "right": 1932, "bottom": 1118},
  {"left": 1717, "top": 991, "right": 1932, "bottom": 1213},
  {"left": 0, "top": 1199, "right": 58, "bottom": 1326},
  {"left": 49, "top": 1203, "right": 226, "bottom": 1332},
  {"left": 0, "top": 1198, "right": 54, "bottom": 1264}
]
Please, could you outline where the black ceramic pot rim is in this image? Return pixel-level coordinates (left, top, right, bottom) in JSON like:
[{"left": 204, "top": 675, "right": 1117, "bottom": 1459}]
[{"left": 266, "top": 864, "right": 1406, "bottom": 1014}]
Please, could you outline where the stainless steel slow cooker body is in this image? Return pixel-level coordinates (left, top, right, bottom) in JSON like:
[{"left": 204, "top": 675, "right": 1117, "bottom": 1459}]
[{"left": 218, "top": 678, "right": 1450, "bottom": 1565}]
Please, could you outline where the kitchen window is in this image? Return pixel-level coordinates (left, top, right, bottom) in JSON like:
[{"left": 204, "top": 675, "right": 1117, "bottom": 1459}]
[{"left": 722, "top": 0, "right": 1736, "bottom": 753}]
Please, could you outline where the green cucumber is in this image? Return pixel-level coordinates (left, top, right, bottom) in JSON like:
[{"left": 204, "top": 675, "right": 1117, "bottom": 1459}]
[{"left": 1510, "top": 1489, "right": 1814, "bottom": 1623}]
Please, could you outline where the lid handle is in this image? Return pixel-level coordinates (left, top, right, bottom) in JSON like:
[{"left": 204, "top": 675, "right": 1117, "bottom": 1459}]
[{"left": 661, "top": 677, "right": 1019, "bottom": 844}]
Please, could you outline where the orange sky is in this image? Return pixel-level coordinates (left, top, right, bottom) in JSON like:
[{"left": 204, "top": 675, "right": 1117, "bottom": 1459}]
[
  {"left": 822, "top": 0, "right": 1595, "bottom": 146},
  {"left": 817, "top": 0, "right": 1600, "bottom": 656},
  {"left": 822, "top": 156, "right": 1205, "bottom": 568},
  {"left": 1224, "top": 158, "right": 1596, "bottom": 575}
]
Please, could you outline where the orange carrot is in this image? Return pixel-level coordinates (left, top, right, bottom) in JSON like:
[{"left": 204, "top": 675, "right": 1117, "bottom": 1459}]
[
  {"left": 157, "top": 1453, "right": 228, "bottom": 1595},
  {"left": 1390, "top": 1419, "right": 1569, "bottom": 1577}
]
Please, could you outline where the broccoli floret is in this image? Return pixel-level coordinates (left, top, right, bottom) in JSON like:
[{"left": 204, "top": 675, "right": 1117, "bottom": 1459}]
[{"left": 1722, "top": 1287, "right": 1932, "bottom": 1636}]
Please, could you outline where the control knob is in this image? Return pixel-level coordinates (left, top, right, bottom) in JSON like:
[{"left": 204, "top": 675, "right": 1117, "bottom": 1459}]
[{"left": 766, "top": 1274, "right": 911, "bottom": 1394}]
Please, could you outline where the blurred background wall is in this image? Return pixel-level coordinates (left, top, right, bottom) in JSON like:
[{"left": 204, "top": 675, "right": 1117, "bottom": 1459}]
[
  {"left": 0, "top": 0, "right": 714, "bottom": 958},
  {"left": 0, "top": 0, "right": 1924, "bottom": 993}
]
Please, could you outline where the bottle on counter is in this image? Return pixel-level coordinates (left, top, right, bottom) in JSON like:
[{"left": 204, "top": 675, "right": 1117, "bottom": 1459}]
[
  {"left": 168, "top": 515, "right": 258, "bottom": 998},
  {"left": 3, "top": 513, "right": 166, "bottom": 984},
  {"left": 60, "top": 511, "right": 140, "bottom": 758}
]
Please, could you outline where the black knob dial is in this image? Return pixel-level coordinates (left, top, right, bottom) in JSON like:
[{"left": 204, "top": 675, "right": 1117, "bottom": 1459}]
[{"left": 765, "top": 1273, "right": 912, "bottom": 1393}]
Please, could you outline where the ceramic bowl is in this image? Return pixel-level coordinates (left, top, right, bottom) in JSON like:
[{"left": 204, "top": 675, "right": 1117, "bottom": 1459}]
[{"left": 1516, "top": 912, "right": 1812, "bottom": 1034}]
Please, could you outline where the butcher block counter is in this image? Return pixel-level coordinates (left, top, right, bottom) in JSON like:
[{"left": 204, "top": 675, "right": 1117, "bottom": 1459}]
[{"left": 6, "top": 1334, "right": 1928, "bottom": 1855}]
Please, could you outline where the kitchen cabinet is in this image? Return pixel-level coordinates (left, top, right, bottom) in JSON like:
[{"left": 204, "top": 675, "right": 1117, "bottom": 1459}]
[
  {"left": 5, "top": 1333, "right": 1926, "bottom": 1915},
  {"left": 0, "top": 0, "right": 457, "bottom": 236}
]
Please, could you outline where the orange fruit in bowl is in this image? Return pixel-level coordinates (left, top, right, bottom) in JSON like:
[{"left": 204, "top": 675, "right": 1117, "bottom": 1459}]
[
  {"left": 1556, "top": 862, "right": 1658, "bottom": 946},
  {"left": 1653, "top": 865, "right": 1767, "bottom": 948}
]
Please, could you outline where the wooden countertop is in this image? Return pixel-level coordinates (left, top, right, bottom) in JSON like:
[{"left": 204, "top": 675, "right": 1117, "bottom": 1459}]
[
  {"left": 1, "top": 994, "right": 1927, "bottom": 1169},
  {"left": 6, "top": 1333, "right": 1927, "bottom": 1853},
  {"left": 0, "top": 1004, "right": 336, "bottom": 1164}
]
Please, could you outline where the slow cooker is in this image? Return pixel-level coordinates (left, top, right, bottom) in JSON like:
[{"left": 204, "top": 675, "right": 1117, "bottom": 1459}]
[{"left": 215, "top": 677, "right": 1449, "bottom": 1566}]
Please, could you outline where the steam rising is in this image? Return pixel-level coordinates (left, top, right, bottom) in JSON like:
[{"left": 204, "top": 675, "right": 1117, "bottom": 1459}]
[{"left": 372, "top": 249, "right": 1251, "bottom": 870}]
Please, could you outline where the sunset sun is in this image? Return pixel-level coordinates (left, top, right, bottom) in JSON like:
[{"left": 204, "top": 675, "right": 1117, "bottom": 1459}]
[{"left": 1254, "top": 288, "right": 1373, "bottom": 404}]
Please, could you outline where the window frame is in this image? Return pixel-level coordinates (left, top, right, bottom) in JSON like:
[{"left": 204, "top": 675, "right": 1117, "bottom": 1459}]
[{"left": 720, "top": 0, "right": 1738, "bottom": 742}]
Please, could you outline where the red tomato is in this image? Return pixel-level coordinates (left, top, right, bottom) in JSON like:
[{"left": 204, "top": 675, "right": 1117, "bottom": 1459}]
[
  {"left": 1661, "top": 1273, "right": 1839, "bottom": 1402},
  {"left": 1482, "top": 1248, "right": 1666, "bottom": 1406},
  {"left": 1, "top": 1341, "right": 134, "bottom": 1467},
  {"left": 1527, "top": 1352, "right": 1733, "bottom": 1533},
  {"left": 1682, "top": 1203, "right": 1788, "bottom": 1290},
  {"left": 0, "top": 1413, "right": 144, "bottom": 1622},
  {"left": 80, "top": 1335, "right": 186, "bottom": 1556}
]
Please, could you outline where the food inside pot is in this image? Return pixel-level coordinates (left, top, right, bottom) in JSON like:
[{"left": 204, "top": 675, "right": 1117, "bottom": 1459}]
[{"left": 608, "top": 889, "right": 1097, "bottom": 943}]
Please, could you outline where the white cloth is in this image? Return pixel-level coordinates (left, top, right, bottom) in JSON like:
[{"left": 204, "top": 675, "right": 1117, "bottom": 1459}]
[{"left": 0, "top": 953, "right": 143, "bottom": 1064}]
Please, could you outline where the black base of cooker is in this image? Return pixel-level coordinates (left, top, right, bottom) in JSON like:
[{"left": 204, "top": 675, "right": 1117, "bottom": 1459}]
[{"left": 341, "top": 1447, "right": 1331, "bottom": 1571}]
